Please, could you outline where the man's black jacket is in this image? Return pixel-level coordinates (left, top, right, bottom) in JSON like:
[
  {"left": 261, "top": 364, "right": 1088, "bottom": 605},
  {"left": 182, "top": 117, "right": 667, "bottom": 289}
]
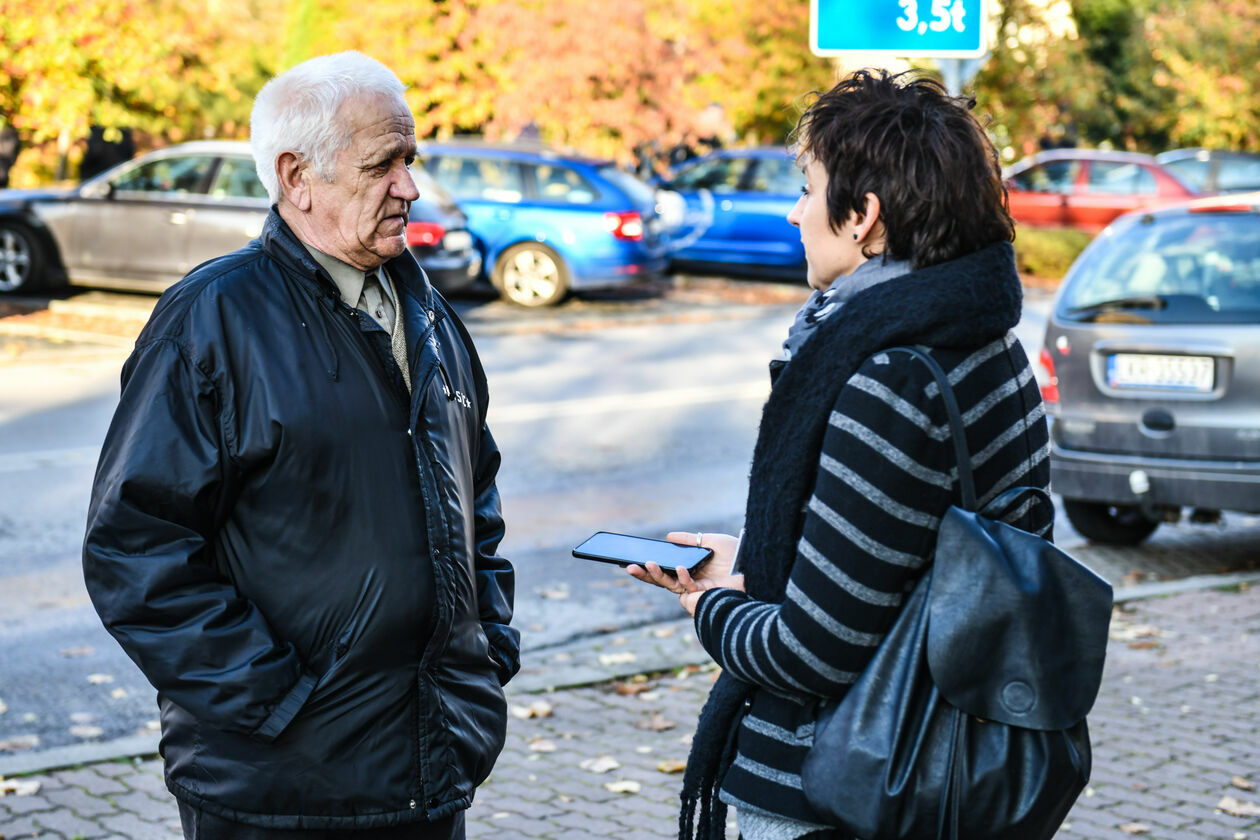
[{"left": 83, "top": 211, "right": 520, "bottom": 829}]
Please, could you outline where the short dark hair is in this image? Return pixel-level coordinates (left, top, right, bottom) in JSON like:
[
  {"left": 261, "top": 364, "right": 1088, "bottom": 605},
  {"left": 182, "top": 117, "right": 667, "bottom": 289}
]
[{"left": 791, "top": 69, "right": 1013, "bottom": 270}]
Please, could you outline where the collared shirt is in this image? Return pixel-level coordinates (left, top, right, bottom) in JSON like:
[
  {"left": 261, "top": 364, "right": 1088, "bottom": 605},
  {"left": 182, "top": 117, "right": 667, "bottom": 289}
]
[
  {"left": 302, "top": 243, "right": 411, "bottom": 391},
  {"left": 302, "top": 243, "right": 398, "bottom": 332}
]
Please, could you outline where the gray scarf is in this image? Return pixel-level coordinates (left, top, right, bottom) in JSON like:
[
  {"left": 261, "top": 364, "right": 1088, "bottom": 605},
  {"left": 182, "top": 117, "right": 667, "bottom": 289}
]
[{"left": 781, "top": 256, "right": 913, "bottom": 360}]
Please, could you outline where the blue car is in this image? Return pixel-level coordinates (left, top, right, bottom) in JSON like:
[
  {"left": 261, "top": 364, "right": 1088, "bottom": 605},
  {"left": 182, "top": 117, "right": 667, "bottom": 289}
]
[
  {"left": 660, "top": 147, "right": 805, "bottom": 280},
  {"left": 418, "top": 141, "right": 668, "bottom": 306}
]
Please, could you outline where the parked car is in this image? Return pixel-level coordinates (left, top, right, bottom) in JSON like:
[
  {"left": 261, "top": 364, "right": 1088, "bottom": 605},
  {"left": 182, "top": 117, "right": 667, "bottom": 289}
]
[
  {"left": 657, "top": 147, "right": 805, "bottom": 279},
  {"left": 1156, "top": 149, "right": 1260, "bottom": 195},
  {"left": 1036, "top": 192, "right": 1260, "bottom": 544},
  {"left": 1004, "top": 149, "right": 1197, "bottom": 233},
  {"left": 417, "top": 140, "right": 668, "bottom": 306},
  {"left": 0, "top": 141, "right": 480, "bottom": 297}
]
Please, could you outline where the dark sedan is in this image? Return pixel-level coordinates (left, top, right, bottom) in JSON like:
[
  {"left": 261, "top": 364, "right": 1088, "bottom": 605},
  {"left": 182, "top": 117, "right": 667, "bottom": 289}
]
[{"left": 0, "top": 141, "right": 480, "bottom": 296}]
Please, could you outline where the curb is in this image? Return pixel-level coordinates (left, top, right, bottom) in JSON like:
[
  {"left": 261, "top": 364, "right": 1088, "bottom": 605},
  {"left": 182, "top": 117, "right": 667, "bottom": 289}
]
[{"left": 4, "top": 570, "right": 1256, "bottom": 779}]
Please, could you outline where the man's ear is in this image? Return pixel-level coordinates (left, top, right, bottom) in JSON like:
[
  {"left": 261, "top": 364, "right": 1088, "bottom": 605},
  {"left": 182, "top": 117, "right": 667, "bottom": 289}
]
[{"left": 276, "top": 151, "right": 311, "bottom": 212}]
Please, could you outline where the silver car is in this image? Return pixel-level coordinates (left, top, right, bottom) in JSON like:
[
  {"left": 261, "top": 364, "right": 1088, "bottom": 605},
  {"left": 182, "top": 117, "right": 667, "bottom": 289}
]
[
  {"left": 1038, "top": 192, "right": 1260, "bottom": 544},
  {"left": 0, "top": 141, "right": 481, "bottom": 297}
]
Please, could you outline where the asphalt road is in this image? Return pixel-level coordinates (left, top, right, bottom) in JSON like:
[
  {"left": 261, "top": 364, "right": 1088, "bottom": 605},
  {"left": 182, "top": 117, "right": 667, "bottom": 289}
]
[{"left": 1, "top": 279, "right": 1257, "bottom": 764}]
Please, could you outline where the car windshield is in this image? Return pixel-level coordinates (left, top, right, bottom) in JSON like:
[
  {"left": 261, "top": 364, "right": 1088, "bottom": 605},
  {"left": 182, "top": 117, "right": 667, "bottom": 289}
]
[{"left": 1062, "top": 212, "right": 1260, "bottom": 323}]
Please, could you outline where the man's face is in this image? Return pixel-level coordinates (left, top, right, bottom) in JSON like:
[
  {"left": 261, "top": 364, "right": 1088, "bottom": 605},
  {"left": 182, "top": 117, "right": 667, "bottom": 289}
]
[{"left": 307, "top": 92, "right": 419, "bottom": 269}]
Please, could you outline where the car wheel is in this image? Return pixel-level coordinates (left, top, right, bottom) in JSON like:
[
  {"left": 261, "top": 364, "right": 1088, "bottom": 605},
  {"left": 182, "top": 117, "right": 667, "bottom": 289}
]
[
  {"left": 492, "top": 243, "right": 570, "bottom": 307},
  {"left": 1062, "top": 499, "right": 1160, "bottom": 545},
  {"left": 0, "top": 223, "right": 46, "bottom": 294}
]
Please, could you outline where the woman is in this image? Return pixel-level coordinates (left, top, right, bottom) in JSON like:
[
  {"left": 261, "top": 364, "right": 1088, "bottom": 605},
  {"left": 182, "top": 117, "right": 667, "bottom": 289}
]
[{"left": 629, "top": 69, "right": 1052, "bottom": 839}]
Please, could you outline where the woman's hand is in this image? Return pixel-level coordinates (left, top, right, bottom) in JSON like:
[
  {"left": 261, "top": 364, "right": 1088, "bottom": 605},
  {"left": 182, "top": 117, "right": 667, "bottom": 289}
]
[{"left": 626, "top": 531, "right": 745, "bottom": 616}]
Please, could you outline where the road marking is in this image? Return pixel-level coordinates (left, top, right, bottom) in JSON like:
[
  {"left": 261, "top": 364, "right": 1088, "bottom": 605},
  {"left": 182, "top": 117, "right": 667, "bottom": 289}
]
[{"left": 491, "top": 381, "right": 769, "bottom": 424}]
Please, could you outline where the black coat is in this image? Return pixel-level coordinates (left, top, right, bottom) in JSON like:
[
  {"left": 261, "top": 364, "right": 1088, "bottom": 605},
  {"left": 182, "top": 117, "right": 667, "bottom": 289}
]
[{"left": 83, "top": 211, "right": 519, "bottom": 829}]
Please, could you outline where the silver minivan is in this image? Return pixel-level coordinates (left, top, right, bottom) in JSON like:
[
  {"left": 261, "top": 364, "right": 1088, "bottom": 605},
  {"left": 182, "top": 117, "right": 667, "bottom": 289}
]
[{"left": 1038, "top": 192, "right": 1260, "bottom": 544}]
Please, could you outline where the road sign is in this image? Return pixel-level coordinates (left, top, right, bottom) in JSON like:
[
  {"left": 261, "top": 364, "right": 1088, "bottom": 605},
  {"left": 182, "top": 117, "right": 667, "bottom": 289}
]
[{"left": 811, "top": 0, "right": 988, "bottom": 58}]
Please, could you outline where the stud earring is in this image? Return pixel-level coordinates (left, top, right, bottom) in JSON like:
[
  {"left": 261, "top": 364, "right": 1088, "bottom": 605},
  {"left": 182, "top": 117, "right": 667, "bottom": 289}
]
[{"left": 852, "top": 233, "right": 858, "bottom": 240}]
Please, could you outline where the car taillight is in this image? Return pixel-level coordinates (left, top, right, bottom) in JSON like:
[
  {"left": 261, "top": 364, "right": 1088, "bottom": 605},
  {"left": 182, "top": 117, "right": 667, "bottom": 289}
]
[
  {"left": 406, "top": 221, "right": 446, "bottom": 247},
  {"left": 603, "top": 211, "right": 644, "bottom": 241},
  {"left": 1038, "top": 347, "right": 1060, "bottom": 405}
]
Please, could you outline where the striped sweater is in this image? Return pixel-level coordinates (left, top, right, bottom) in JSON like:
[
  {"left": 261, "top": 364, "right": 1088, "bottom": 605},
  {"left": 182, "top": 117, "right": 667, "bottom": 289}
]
[{"left": 696, "top": 334, "right": 1052, "bottom": 826}]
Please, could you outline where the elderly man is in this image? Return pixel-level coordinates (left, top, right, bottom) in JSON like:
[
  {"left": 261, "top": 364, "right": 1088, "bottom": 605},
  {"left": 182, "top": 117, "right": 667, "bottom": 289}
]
[{"left": 83, "top": 52, "right": 518, "bottom": 840}]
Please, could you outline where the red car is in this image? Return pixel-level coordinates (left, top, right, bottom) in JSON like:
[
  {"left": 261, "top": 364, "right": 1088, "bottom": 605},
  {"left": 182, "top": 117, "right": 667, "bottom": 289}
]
[{"left": 1004, "top": 149, "right": 1198, "bottom": 232}]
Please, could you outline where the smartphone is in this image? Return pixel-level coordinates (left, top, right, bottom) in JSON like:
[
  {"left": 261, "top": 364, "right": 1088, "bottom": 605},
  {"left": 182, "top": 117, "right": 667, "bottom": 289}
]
[{"left": 572, "top": 531, "right": 713, "bottom": 575}]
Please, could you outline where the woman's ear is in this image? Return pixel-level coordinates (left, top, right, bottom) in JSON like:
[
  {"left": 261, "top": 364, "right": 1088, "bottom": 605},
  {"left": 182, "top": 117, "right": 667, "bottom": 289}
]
[
  {"left": 853, "top": 192, "right": 883, "bottom": 244},
  {"left": 276, "top": 151, "right": 311, "bottom": 212}
]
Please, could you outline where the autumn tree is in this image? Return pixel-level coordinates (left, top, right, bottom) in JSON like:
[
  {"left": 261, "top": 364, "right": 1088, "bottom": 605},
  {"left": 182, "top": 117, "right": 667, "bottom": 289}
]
[
  {"left": 0, "top": 0, "right": 278, "bottom": 182},
  {"left": 1146, "top": 0, "right": 1260, "bottom": 150}
]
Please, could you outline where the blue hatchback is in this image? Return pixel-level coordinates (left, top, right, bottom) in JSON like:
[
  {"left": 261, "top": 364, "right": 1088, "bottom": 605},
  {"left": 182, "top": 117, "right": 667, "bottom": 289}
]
[
  {"left": 659, "top": 147, "right": 805, "bottom": 280},
  {"left": 418, "top": 141, "right": 668, "bottom": 306}
]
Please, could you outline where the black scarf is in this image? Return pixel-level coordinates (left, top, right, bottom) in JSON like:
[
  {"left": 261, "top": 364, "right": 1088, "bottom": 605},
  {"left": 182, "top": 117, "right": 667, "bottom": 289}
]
[{"left": 679, "top": 242, "right": 1024, "bottom": 839}]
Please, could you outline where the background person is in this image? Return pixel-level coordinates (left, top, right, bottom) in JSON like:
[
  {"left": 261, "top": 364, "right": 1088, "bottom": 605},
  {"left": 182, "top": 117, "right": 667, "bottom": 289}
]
[
  {"left": 82, "top": 51, "right": 518, "bottom": 840},
  {"left": 630, "top": 69, "right": 1053, "bottom": 840}
]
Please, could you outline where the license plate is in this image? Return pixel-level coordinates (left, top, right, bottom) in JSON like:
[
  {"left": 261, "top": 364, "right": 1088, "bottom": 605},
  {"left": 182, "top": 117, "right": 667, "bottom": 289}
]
[
  {"left": 1106, "top": 353, "right": 1214, "bottom": 392},
  {"left": 441, "top": 230, "right": 473, "bottom": 252}
]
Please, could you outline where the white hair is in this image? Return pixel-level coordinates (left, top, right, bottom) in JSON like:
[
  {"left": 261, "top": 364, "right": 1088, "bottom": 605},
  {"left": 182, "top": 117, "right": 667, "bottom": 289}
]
[{"left": 250, "top": 51, "right": 406, "bottom": 204}]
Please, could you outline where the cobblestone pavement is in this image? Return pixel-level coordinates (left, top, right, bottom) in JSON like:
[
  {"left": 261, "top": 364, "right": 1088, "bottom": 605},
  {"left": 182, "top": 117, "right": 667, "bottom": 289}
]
[{"left": 3, "top": 579, "right": 1260, "bottom": 840}]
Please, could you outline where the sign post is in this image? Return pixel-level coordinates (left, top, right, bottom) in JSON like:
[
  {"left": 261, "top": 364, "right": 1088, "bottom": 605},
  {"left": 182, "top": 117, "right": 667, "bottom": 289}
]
[{"left": 811, "top": 0, "right": 988, "bottom": 58}]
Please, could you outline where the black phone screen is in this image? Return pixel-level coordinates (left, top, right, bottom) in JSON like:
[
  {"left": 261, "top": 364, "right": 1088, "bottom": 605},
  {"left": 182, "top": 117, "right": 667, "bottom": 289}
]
[{"left": 572, "top": 531, "right": 713, "bottom": 574}]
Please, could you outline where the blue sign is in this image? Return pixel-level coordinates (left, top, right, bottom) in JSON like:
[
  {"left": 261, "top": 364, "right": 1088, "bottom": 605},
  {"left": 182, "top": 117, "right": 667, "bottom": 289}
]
[{"left": 811, "top": 0, "right": 987, "bottom": 57}]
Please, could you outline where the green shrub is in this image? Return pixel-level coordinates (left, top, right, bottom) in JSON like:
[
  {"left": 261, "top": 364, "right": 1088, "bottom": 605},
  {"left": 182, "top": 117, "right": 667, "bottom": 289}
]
[{"left": 1013, "top": 227, "right": 1095, "bottom": 280}]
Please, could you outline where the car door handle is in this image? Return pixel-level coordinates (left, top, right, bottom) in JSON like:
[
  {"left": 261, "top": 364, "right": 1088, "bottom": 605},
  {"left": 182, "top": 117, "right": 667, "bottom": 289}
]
[
  {"left": 169, "top": 211, "right": 191, "bottom": 225},
  {"left": 720, "top": 200, "right": 734, "bottom": 211}
]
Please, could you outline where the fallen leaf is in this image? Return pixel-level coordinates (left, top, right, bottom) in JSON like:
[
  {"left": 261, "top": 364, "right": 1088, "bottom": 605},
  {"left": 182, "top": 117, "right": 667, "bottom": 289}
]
[
  {"left": 491, "top": 812, "right": 512, "bottom": 820},
  {"left": 69, "top": 725, "right": 104, "bottom": 739},
  {"left": 604, "top": 780, "right": 642, "bottom": 794},
  {"left": 1131, "top": 781, "right": 1150, "bottom": 791},
  {"left": 1206, "top": 674, "right": 1220, "bottom": 683},
  {"left": 0, "top": 777, "right": 42, "bottom": 797},
  {"left": 538, "top": 586, "right": 570, "bottom": 600},
  {"left": 1232, "top": 777, "right": 1257, "bottom": 792},
  {"left": 528, "top": 739, "right": 557, "bottom": 753},
  {"left": 0, "top": 699, "right": 7, "bottom": 715},
  {"left": 657, "top": 759, "right": 687, "bottom": 774},
  {"left": 86, "top": 673, "right": 114, "bottom": 685},
  {"left": 58, "top": 645, "right": 95, "bottom": 659},
  {"left": 598, "top": 652, "right": 637, "bottom": 666},
  {"left": 635, "top": 746, "right": 653, "bottom": 754},
  {"left": 0, "top": 735, "right": 39, "bottom": 753},
  {"left": 509, "top": 700, "right": 554, "bottom": 720},
  {"left": 69, "top": 712, "right": 99, "bottom": 725},
  {"left": 110, "top": 688, "right": 128, "bottom": 700},
  {"left": 636, "top": 713, "right": 676, "bottom": 732},
  {"left": 582, "top": 755, "right": 622, "bottom": 773},
  {"left": 1219, "top": 796, "right": 1260, "bottom": 818},
  {"left": 652, "top": 627, "right": 677, "bottom": 639},
  {"left": 144, "top": 720, "right": 160, "bottom": 731},
  {"left": 1128, "top": 641, "right": 1161, "bottom": 650},
  {"left": 612, "top": 680, "right": 655, "bottom": 696},
  {"left": 551, "top": 652, "right": 573, "bottom": 662},
  {"left": 580, "top": 756, "right": 621, "bottom": 774},
  {"left": 1119, "top": 823, "right": 1150, "bottom": 835}
]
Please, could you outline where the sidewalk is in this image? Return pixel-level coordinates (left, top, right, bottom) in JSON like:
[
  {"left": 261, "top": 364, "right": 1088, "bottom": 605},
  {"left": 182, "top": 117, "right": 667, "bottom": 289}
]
[{"left": 3, "top": 578, "right": 1260, "bottom": 840}]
